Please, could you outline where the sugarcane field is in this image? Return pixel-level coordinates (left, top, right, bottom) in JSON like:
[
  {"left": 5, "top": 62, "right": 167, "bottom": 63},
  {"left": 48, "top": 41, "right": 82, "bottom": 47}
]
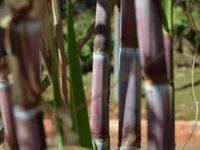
[{"left": 0, "top": 0, "right": 200, "bottom": 149}]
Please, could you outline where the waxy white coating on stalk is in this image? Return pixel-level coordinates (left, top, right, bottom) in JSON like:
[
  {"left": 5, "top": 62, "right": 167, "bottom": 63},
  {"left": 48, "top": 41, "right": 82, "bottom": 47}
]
[
  {"left": 93, "top": 51, "right": 109, "bottom": 60},
  {"left": 118, "top": 47, "right": 141, "bottom": 149},
  {"left": 0, "top": 81, "right": 10, "bottom": 89},
  {"left": 145, "top": 83, "right": 169, "bottom": 120},
  {"left": 119, "top": 48, "right": 139, "bottom": 64},
  {"left": 93, "top": 139, "right": 110, "bottom": 150},
  {"left": 14, "top": 106, "right": 42, "bottom": 120},
  {"left": 145, "top": 83, "right": 171, "bottom": 150},
  {"left": 120, "top": 146, "right": 140, "bottom": 150},
  {"left": 91, "top": 52, "right": 110, "bottom": 141}
]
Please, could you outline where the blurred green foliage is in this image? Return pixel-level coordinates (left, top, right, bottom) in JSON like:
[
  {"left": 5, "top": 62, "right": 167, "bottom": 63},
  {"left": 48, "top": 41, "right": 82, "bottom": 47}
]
[
  {"left": 62, "top": 7, "right": 95, "bottom": 73},
  {"left": 173, "top": 0, "right": 200, "bottom": 59},
  {"left": 61, "top": 0, "right": 200, "bottom": 73}
]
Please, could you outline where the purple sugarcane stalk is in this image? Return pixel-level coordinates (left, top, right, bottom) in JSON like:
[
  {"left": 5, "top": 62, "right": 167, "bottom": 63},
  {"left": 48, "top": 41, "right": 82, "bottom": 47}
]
[
  {"left": 0, "top": 81, "right": 18, "bottom": 150},
  {"left": 118, "top": 0, "right": 141, "bottom": 149},
  {"left": 164, "top": 34, "right": 175, "bottom": 149},
  {"left": 8, "top": 14, "right": 46, "bottom": 149},
  {"left": 114, "top": 5, "right": 120, "bottom": 103},
  {"left": 91, "top": 0, "right": 112, "bottom": 149},
  {"left": 0, "top": 28, "right": 18, "bottom": 150},
  {"left": 135, "top": 0, "right": 172, "bottom": 149}
]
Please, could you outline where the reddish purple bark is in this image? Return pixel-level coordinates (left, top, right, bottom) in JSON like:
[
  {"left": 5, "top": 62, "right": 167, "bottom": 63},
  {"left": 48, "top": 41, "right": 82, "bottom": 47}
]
[
  {"left": 118, "top": 49, "right": 141, "bottom": 149},
  {"left": 15, "top": 111, "right": 46, "bottom": 150},
  {"left": 0, "top": 27, "right": 18, "bottom": 150},
  {"left": 0, "top": 82, "right": 18, "bottom": 150},
  {"left": 164, "top": 36, "right": 175, "bottom": 149},
  {"left": 120, "top": 0, "right": 138, "bottom": 48},
  {"left": 135, "top": 0, "right": 168, "bottom": 84},
  {"left": 8, "top": 17, "right": 46, "bottom": 149},
  {"left": 0, "top": 28, "right": 6, "bottom": 58},
  {"left": 164, "top": 36, "right": 174, "bottom": 81},
  {"left": 93, "top": 0, "right": 111, "bottom": 53},
  {"left": 118, "top": 0, "right": 141, "bottom": 149},
  {"left": 91, "top": 0, "right": 111, "bottom": 149},
  {"left": 135, "top": 0, "right": 173, "bottom": 149},
  {"left": 91, "top": 52, "right": 110, "bottom": 149},
  {"left": 145, "top": 84, "right": 171, "bottom": 150}
]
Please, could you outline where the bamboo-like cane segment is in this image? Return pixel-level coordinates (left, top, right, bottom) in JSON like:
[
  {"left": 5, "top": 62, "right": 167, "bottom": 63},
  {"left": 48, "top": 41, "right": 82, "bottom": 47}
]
[
  {"left": 91, "top": 0, "right": 112, "bottom": 149},
  {"left": 135, "top": 0, "right": 168, "bottom": 84},
  {"left": 6, "top": 3, "right": 46, "bottom": 149},
  {"left": 162, "top": 1, "right": 175, "bottom": 148},
  {"left": 0, "top": 27, "right": 18, "bottom": 150},
  {"left": 163, "top": 35, "right": 175, "bottom": 149},
  {"left": 135, "top": 0, "right": 171, "bottom": 149},
  {"left": 114, "top": 5, "right": 120, "bottom": 103},
  {"left": 118, "top": 0, "right": 141, "bottom": 149},
  {"left": 0, "top": 27, "right": 6, "bottom": 58},
  {"left": 52, "top": 0, "right": 68, "bottom": 104}
]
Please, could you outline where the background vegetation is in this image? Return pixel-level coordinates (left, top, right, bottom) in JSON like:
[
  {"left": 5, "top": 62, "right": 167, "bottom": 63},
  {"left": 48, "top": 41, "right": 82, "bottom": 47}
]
[{"left": 42, "top": 0, "right": 200, "bottom": 126}]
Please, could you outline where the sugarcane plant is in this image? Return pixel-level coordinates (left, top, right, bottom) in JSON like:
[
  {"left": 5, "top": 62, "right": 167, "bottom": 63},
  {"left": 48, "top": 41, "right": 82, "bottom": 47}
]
[
  {"left": 5, "top": 1, "right": 46, "bottom": 149},
  {"left": 113, "top": 4, "right": 120, "bottom": 103},
  {"left": 67, "top": 0, "right": 93, "bottom": 148},
  {"left": 161, "top": 0, "right": 175, "bottom": 148},
  {"left": 118, "top": 0, "right": 141, "bottom": 149},
  {"left": 38, "top": 0, "right": 66, "bottom": 149},
  {"left": 134, "top": 0, "right": 172, "bottom": 149},
  {"left": 52, "top": 0, "right": 68, "bottom": 104},
  {"left": 0, "top": 25, "right": 18, "bottom": 149},
  {"left": 90, "top": 0, "right": 112, "bottom": 149}
]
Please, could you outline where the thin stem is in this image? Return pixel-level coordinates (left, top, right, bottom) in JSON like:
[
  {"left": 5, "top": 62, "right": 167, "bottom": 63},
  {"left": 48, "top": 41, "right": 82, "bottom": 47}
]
[{"left": 52, "top": 0, "right": 68, "bottom": 104}]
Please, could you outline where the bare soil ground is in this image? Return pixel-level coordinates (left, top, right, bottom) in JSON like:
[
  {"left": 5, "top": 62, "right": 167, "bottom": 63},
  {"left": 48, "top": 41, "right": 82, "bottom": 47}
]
[
  {"left": 44, "top": 118, "right": 200, "bottom": 149},
  {"left": 109, "top": 119, "right": 200, "bottom": 149}
]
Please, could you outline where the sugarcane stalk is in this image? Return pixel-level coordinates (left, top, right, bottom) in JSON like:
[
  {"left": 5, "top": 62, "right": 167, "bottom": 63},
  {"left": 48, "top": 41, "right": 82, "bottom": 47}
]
[
  {"left": 162, "top": 0, "right": 175, "bottom": 148},
  {"left": 0, "top": 27, "right": 18, "bottom": 150},
  {"left": 5, "top": 2, "right": 46, "bottom": 149},
  {"left": 163, "top": 34, "right": 175, "bottom": 150},
  {"left": 90, "top": 0, "right": 112, "bottom": 149},
  {"left": 114, "top": 5, "right": 120, "bottom": 103},
  {"left": 135, "top": 0, "right": 171, "bottom": 149},
  {"left": 52, "top": 0, "right": 68, "bottom": 104},
  {"left": 118, "top": 0, "right": 141, "bottom": 149}
]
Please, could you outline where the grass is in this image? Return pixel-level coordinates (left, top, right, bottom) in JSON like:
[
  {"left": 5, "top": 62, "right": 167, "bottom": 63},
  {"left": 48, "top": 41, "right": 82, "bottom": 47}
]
[{"left": 174, "top": 66, "right": 200, "bottom": 120}]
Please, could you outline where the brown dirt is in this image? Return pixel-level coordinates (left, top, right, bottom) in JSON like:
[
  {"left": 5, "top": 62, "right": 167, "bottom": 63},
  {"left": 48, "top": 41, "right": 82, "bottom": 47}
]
[
  {"left": 44, "top": 118, "right": 200, "bottom": 149},
  {"left": 109, "top": 119, "right": 200, "bottom": 149}
]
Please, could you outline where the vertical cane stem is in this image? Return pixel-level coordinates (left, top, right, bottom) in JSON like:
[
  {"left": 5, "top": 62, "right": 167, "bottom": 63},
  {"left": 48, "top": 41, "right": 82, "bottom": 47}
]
[
  {"left": 114, "top": 5, "right": 120, "bottom": 103},
  {"left": 0, "top": 27, "right": 18, "bottom": 150},
  {"left": 91, "top": 0, "right": 112, "bottom": 149},
  {"left": 162, "top": 0, "right": 175, "bottom": 148},
  {"left": 135, "top": 0, "right": 171, "bottom": 149},
  {"left": 118, "top": 0, "right": 141, "bottom": 149},
  {"left": 7, "top": 4, "right": 46, "bottom": 148}
]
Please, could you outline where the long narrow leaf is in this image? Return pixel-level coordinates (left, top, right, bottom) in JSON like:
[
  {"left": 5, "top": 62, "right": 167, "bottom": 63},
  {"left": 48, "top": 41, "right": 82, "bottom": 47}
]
[
  {"left": 161, "top": 0, "right": 173, "bottom": 32},
  {"left": 39, "top": 1, "right": 65, "bottom": 149},
  {"left": 67, "top": 0, "right": 92, "bottom": 148}
]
